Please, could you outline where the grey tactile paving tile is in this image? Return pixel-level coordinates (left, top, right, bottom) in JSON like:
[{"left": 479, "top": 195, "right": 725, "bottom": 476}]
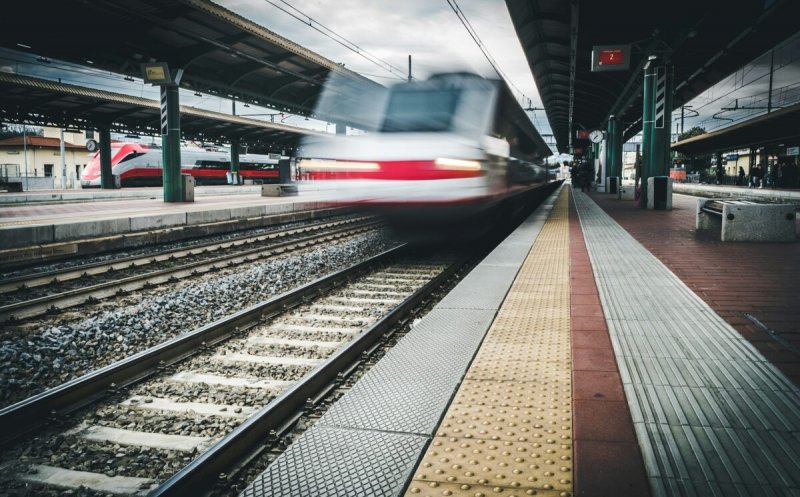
[
  {"left": 238, "top": 426, "right": 427, "bottom": 497},
  {"left": 318, "top": 308, "right": 496, "bottom": 435},
  {"left": 435, "top": 264, "right": 520, "bottom": 310},
  {"left": 573, "top": 191, "right": 800, "bottom": 496}
]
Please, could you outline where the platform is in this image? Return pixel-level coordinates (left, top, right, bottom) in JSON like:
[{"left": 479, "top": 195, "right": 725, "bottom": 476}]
[
  {"left": 239, "top": 186, "right": 800, "bottom": 497},
  {"left": 671, "top": 183, "right": 800, "bottom": 207},
  {"left": 0, "top": 184, "right": 346, "bottom": 258}
]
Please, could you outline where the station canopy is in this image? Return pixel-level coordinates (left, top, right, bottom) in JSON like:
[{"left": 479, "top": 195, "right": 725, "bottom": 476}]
[
  {"left": 0, "top": 73, "right": 321, "bottom": 150},
  {"left": 672, "top": 101, "right": 800, "bottom": 156},
  {"left": 506, "top": 0, "right": 800, "bottom": 153},
  {"left": 0, "top": 0, "right": 381, "bottom": 125}
]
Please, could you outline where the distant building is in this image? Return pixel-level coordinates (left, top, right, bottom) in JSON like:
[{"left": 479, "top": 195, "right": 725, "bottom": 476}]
[{"left": 0, "top": 127, "right": 92, "bottom": 189}]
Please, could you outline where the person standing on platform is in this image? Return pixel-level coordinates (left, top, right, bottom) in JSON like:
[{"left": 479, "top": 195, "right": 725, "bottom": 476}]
[
  {"left": 738, "top": 167, "right": 745, "bottom": 186},
  {"left": 580, "top": 161, "right": 592, "bottom": 193}
]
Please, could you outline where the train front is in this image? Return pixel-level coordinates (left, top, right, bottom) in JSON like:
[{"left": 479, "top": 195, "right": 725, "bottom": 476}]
[{"left": 298, "top": 73, "right": 511, "bottom": 228}]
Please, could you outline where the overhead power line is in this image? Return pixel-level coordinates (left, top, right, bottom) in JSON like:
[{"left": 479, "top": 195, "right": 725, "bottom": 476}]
[
  {"left": 444, "top": 0, "right": 537, "bottom": 114},
  {"left": 263, "top": 0, "right": 408, "bottom": 81}
]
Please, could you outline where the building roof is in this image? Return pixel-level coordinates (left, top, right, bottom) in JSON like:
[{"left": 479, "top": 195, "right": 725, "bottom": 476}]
[
  {"left": 0, "top": 0, "right": 382, "bottom": 124},
  {"left": 505, "top": 0, "right": 800, "bottom": 153},
  {"left": 0, "top": 73, "right": 322, "bottom": 151},
  {"left": 671, "top": 102, "right": 800, "bottom": 156},
  {"left": 0, "top": 135, "right": 85, "bottom": 149}
]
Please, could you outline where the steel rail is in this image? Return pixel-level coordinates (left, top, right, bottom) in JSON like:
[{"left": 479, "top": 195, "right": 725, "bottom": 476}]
[
  {"left": 0, "top": 244, "right": 407, "bottom": 447},
  {"left": 150, "top": 249, "right": 465, "bottom": 497},
  {"left": 0, "top": 215, "right": 369, "bottom": 295},
  {"left": 0, "top": 220, "right": 382, "bottom": 323}
]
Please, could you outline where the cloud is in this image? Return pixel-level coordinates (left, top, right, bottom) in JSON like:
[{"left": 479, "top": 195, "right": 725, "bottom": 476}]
[{"left": 217, "top": 0, "right": 551, "bottom": 135}]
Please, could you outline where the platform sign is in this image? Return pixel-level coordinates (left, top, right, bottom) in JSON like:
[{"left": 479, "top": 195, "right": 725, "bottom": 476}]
[
  {"left": 140, "top": 62, "right": 173, "bottom": 85},
  {"left": 786, "top": 146, "right": 799, "bottom": 156},
  {"left": 591, "top": 45, "right": 631, "bottom": 72}
]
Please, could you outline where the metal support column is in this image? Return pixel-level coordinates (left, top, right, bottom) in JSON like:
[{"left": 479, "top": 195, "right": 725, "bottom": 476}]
[
  {"left": 98, "top": 124, "right": 114, "bottom": 189},
  {"left": 335, "top": 123, "right": 346, "bottom": 135},
  {"left": 230, "top": 137, "right": 241, "bottom": 185},
  {"left": 161, "top": 85, "right": 184, "bottom": 202},
  {"left": 640, "top": 60, "right": 672, "bottom": 207},
  {"left": 608, "top": 115, "right": 622, "bottom": 178},
  {"left": 651, "top": 64, "right": 673, "bottom": 178}
]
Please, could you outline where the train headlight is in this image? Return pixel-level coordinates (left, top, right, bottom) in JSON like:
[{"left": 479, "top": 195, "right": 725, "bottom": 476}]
[
  {"left": 434, "top": 158, "right": 482, "bottom": 171},
  {"left": 299, "top": 159, "right": 380, "bottom": 171}
]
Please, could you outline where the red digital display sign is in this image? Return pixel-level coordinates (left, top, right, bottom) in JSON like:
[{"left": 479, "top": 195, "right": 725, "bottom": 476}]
[
  {"left": 598, "top": 49, "right": 625, "bottom": 66},
  {"left": 576, "top": 130, "right": 590, "bottom": 140},
  {"left": 591, "top": 45, "right": 631, "bottom": 72}
]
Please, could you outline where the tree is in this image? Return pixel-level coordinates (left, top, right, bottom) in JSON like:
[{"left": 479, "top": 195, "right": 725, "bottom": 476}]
[
  {"left": 678, "top": 126, "right": 705, "bottom": 142},
  {"left": 675, "top": 126, "right": 710, "bottom": 175}
]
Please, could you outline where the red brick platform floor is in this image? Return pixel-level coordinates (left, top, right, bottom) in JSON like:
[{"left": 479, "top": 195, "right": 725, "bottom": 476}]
[
  {"left": 588, "top": 191, "right": 800, "bottom": 386},
  {"left": 569, "top": 189, "right": 650, "bottom": 497}
]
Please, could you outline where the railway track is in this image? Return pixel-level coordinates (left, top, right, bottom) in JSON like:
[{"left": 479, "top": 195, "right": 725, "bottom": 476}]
[
  {"left": 0, "top": 245, "right": 467, "bottom": 497},
  {"left": 0, "top": 216, "right": 380, "bottom": 324}
]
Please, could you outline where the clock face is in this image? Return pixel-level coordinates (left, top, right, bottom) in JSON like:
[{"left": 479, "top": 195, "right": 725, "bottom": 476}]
[{"left": 589, "top": 130, "right": 604, "bottom": 143}]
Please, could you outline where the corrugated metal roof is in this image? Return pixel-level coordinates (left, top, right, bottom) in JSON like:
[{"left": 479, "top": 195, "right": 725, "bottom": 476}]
[{"left": 0, "top": 73, "right": 322, "bottom": 149}]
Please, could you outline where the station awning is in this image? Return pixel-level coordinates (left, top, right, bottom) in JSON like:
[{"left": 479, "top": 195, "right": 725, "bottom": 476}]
[
  {"left": 671, "top": 102, "right": 800, "bottom": 156},
  {"left": 0, "top": 72, "right": 322, "bottom": 151}
]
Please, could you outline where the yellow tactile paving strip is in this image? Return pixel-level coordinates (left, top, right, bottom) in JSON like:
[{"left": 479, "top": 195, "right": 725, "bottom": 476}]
[{"left": 405, "top": 191, "right": 572, "bottom": 497}]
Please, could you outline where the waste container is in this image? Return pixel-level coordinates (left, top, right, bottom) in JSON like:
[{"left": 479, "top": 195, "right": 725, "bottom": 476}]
[
  {"left": 182, "top": 174, "right": 195, "bottom": 202},
  {"left": 278, "top": 158, "right": 292, "bottom": 184},
  {"left": 647, "top": 176, "right": 672, "bottom": 210},
  {"left": 606, "top": 176, "right": 619, "bottom": 195}
]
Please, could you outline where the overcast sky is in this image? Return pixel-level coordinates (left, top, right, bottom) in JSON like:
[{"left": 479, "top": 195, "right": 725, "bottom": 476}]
[{"left": 217, "top": 0, "right": 553, "bottom": 137}]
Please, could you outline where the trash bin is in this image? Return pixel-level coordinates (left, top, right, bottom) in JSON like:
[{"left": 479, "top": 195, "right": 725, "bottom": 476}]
[
  {"left": 278, "top": 158, "right": 292, "bottom": 184},
  {"left": 182, "top": 174, "right": 195, "bottom": 202},
  {"left": 647, "top": 176, "right": 672, "bottom": 210},
  {"left": 606, "top": 176, "right": 619, "bottom": 195}
]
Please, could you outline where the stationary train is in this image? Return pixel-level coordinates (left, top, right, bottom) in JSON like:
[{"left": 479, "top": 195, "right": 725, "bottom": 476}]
[
  {"left": 80, "top": 143, "right": 283, "bottom": 187},
  {"left": 297, "top": 72, "right": 557, "bottom": 232}
]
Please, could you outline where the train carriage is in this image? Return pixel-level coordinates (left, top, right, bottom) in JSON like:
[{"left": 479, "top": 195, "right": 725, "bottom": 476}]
[{"left": 80, "top": 144, "right": 284, "bottom": 187}]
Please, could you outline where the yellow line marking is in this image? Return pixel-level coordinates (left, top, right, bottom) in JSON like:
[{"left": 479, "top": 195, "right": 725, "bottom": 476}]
[{"left": 405, "top": 190, "right": 572, "bottom": 497}]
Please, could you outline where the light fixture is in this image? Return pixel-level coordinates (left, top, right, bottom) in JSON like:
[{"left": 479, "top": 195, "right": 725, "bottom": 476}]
[
  {"left": 36, "top": 56, "right": 50, "bottom": 64},
  {"left": 124, "top": 75, "right": 135, "bottom": 82},
  {"left": 244, "top": 103, "right": 250, "bottom": 107},
  {"left": 85, "top": 59, "right": 95, "bottom": 65},
  {"left": 16, "top": 43, "right": 31, "bottom": 49},
  {"left": 194, "top": 92, "right": 202, "bottom": 97}
]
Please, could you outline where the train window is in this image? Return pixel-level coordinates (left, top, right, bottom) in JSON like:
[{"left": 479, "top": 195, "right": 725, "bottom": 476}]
[
  {"left": 381, "top": 88, "right": 460, "bottom": 133},
  {"left": 118, "top": 152, "right": 146, "bottom": 163},
  {"left": 196, "top": 160, "right": 230, "bottom": 169}
]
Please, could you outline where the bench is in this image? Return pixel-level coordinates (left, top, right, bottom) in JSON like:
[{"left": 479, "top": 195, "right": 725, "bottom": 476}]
[{"left": 696, "top": 198, "right": 796, "bottom": 242}]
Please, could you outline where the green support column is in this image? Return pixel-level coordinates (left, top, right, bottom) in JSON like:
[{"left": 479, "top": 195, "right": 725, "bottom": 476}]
[
  {"left": 230, "top": 137, "right": 240, "bottom": 184},
  {"left": 641, "top": 61, "right": 673, "bottom": 208},
  {"left": 604, "top": 131, "right": 612, "bottom": 183},
  {"left": 640, "top": 62, "right": 656, "bottom": 208},
  {"left": 98, "top": 124, "right": 114, "bottom": 189},
  {"left": 608, "top": 115, "right": 622, "bottom": 178},
  {"left": 160, "top": 85, "right": 184, "bottom": 202},
  {"left": 650, "top": 65, "right": 673, "bottom": 178}
]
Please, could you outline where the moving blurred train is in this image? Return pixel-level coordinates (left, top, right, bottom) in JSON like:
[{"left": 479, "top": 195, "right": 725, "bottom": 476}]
[
  {"left": 80, "top": 143, "right": 283, "bottom": 187},
  {"left": 298, "top": 72, "right": 558, "bottom": 232}
]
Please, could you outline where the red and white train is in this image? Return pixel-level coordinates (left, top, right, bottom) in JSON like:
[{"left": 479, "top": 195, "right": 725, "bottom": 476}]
[
  {"left": 80, "top": 143, "right": 284, "bottom": 187},
  {"left": 297, "top": 72, "right": 557, "bottom": 230}
]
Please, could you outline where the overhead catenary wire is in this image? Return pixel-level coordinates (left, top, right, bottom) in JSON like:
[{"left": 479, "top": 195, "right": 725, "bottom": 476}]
[
  {"left": 263, "top": 0, "right": 408, "bottom": 81},
  {"left": 443, "top": 0, "right": 545, "bottom": 130}
]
